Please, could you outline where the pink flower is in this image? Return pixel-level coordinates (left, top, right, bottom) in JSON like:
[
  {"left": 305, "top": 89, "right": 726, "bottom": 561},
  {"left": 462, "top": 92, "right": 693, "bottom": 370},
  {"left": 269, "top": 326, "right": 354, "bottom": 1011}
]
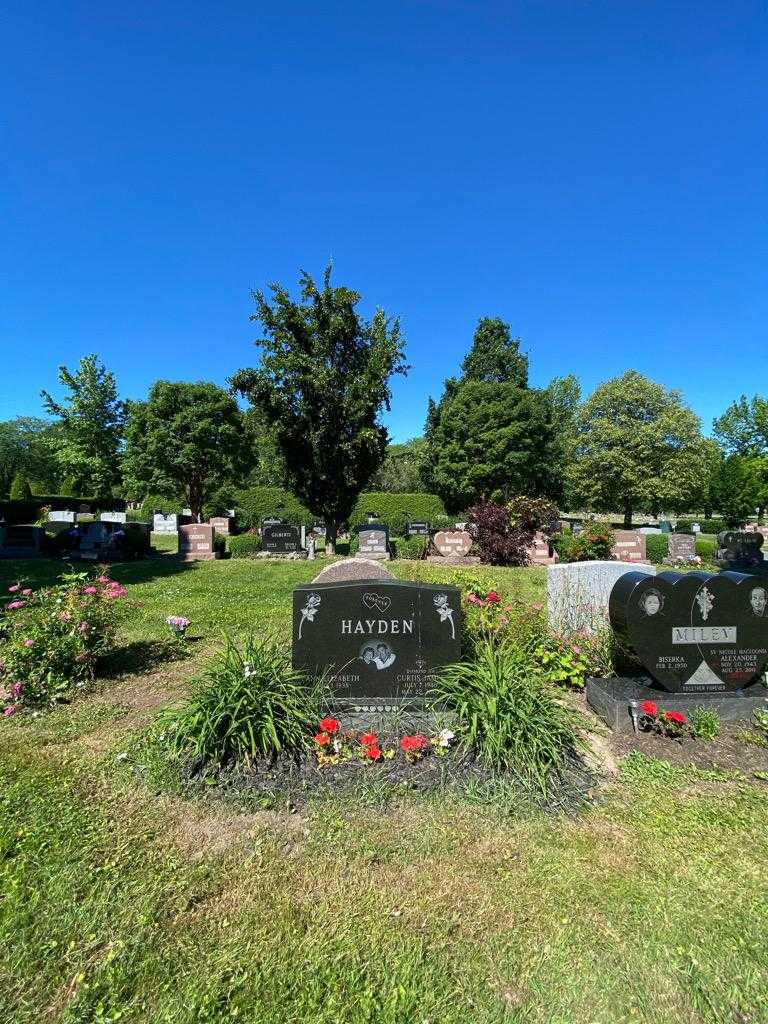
[
  {"left": 105, "top": 586, "right": 126, "bottom": 599},
  {"left": 22, "top": 589, "right": 32, "bottom": 596},
  {"left": 96, "top": 576, "right": 111, "bottom": 584},
  {"left": 83, "top": 586, "right": 98, "bottom": 595},
  {"left": 23, "top": 639, "right": 34, "bottom": 648},
  {"left": 79, "top": 622, "right": 89, "bottom": 634},
  {"left": 3, "top": 706, "right": 16, "bottom": 717},
  {"left": 10, "top": 683, "right": 22, "bottom": 699},
  {"left": 486, "top": 591, "right": 500, "bottom": 604},
  {"left": 7, "top": 601, "right": 25, "bottom": 611},
  {"left": 7, "top": 585, "right": 20, "bottom": 593},
  {"left": 59, "top": 611, "right": 72, "bottom": 622},
  {"left": 532, "top": 603, "right": 544, "bottom": 611},
  {"left": 572, "top": 645, "right": 582, "bottom": 656}
]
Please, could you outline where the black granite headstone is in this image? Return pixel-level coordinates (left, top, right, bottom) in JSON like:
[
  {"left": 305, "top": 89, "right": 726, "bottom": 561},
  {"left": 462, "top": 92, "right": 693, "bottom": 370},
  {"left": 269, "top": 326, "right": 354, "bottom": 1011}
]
[
  {"left": 609, "top": 570, "right": 768, "bottom": 693},
  {"left": 262, "top": 523, "right": 301, "bottom": 553},
  {"left": 716, "top": 531, "right": 767, "bottom": 574},
  {"left": 292, "top": 579, "right": 461, "bottom": 708}
]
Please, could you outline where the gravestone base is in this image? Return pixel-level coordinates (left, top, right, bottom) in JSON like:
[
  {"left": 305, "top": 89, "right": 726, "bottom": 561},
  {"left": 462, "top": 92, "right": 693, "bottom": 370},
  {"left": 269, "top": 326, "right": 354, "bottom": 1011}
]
[
  {"left": 587, "top": 676, "right": 768, "bottom": 733},
  {"left": 426, "top": 554, "right": 481, "bottom": 565}
]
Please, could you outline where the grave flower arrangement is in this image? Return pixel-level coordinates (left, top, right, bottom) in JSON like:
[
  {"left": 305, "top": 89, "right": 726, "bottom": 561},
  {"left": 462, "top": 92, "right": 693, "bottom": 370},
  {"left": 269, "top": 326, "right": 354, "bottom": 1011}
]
[
  {"left": 312, "top": 721, "right": 454, "bottom": 766},
  {"left": 639, "top": 700, "right": 688, "bottom": 739},
  {"left": 1, "top": 572, "right": 127, "bottom": 713},
  {"left": 166, "top": 615, "right": 191, "bottom": 640}
]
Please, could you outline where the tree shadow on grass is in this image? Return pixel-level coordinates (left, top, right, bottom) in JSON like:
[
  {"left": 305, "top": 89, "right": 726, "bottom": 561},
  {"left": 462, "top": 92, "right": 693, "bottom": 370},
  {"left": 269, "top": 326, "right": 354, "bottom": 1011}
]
[
  {"left": 0, "top": 551, "right": 205, "bottom": 590},
  {"left": 99, "top": 638, "right": 196, "bottom": 680}
]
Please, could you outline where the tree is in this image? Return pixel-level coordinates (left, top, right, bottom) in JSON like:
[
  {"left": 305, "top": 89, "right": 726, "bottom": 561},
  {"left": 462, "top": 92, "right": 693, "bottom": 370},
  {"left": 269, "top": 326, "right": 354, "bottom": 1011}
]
[
  {"left": 369, "top": 438, "right": 428, "bottom": 492},
  {"left": 231, "top": 265, "right": 408, "bottom": 552},
  {"left": 568, "top": 371, "right": 712, "bottom": 527},
  {"left": 0, "top": 417, "right": 60, "bottom": 496},
  {"left": 714, "top": 394, "right": 768, "bottom": 521},
  {"left": 122, "top": 381, "right": 245, "bottom": 522},
  {"left": 423, "top": 319, "right": 560, "bottom": 512},
  {"left": 710, "top": 455, "right": 763, "bottom": 527},
  {"left": 9, "top": 469, "right": 32, "bottom": 500},
  {"left": 41, "top": 355, "right": 124, "bottom": 500}
]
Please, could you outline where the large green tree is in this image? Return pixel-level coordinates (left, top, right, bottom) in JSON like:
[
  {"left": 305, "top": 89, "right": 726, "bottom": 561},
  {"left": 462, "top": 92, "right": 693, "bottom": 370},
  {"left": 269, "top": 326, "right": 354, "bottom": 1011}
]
[
  {"left": 0, "top": 416, "right": 60, "bottom": 496},
  {"left": 714, "top": 394, "right": 768, "bottom": 520},
  {"left": 231, "top": 265, "right": 408, "bottom": 551},
  {"left": 710, "top": 454, "right": 764, "bottom": 527},
  {"left": 41, "top": 355, "right": 124, "bottom": 500},
  {"left": 568, "top": 371, "right": 714, "bottom": 527},
  {"left": 369, "top": 438, "right": 428, "bottom": 493},
  {"left": 123, "top": 381, "right": 245, "bottom": 521},
  {"left": 423, "top": 318, "right": 560, "bottom": 512}
]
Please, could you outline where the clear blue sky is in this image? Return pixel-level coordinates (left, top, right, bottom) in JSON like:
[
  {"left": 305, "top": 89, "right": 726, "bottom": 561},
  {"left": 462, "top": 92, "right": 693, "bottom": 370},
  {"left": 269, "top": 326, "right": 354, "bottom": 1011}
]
[{"left": 2, "top": 1, "right": 766, "bottom": 442}]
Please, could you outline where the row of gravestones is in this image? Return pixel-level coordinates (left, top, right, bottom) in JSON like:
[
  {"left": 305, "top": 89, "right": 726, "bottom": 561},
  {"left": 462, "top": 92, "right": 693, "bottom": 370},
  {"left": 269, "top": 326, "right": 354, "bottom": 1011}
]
[
  {"left": 0, "top": 520, "right": 152, "bottom": 561},
  {"left": 290, "top": 552, "right": 768, "bottom": 723}
]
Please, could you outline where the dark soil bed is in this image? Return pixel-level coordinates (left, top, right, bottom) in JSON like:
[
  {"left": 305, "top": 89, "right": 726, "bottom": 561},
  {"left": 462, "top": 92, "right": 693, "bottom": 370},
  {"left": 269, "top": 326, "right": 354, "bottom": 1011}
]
[{"left": 611, "top": 722, "right": 768, "bottom": 775}]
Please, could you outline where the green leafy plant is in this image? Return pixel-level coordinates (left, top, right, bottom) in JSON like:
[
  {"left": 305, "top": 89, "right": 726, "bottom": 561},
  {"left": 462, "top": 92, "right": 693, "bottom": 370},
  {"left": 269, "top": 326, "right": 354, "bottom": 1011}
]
[
  {"left": 565, "top": 520, "right": 614, "bottom": 562},
  {"left": 689, "top": 706, "right": 721, "bottom": 741},
  {"left": 157, "top": 633, "right": 325, "bottom": 766},
  {"left": 431, "top": 640, "right": 584, "bottom": 795},
  {"left": 226, "top": 532, "right": 263, "bottom": 558}
]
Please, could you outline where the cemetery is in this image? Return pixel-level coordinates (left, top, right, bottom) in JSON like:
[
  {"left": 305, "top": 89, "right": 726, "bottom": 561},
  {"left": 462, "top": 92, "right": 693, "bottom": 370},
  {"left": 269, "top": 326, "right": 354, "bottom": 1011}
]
[{"left": 3, "top": 7, "right": 768, "bottom": 1016}]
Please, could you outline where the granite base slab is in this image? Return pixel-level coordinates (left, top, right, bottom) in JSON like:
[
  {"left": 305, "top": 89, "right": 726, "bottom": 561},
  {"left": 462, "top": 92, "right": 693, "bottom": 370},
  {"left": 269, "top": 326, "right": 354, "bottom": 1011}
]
[{"left": 587, "top": 677, "right": 768, "bottom": 733}]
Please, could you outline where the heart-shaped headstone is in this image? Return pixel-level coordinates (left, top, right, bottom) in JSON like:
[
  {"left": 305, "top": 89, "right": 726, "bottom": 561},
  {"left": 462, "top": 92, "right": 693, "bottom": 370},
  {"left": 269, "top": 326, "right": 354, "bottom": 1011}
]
[{"left": 610, "top": 570, "right": 768, "bottom": 692}]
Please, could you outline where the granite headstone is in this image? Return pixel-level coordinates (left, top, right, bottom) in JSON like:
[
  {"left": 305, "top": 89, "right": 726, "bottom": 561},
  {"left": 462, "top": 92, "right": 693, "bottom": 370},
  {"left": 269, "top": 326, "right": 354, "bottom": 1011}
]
[
  {"left": 356, "top": 525, "right": 390, "bottom": 560},
  {"left": 262, "top": 522, "right": 301, "bottom": 553},
  {"left": 611, "top": 530, "right": 647, "bottom": 563},
  {"left": 178, "top": 523, "right": 217, "bottom": 561}
]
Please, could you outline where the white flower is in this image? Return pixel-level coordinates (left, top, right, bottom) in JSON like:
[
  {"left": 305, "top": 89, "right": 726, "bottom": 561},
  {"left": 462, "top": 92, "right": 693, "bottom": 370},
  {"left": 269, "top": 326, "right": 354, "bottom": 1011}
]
[{"left": 437, "top": 728, "right": 455, "bottom": 748}]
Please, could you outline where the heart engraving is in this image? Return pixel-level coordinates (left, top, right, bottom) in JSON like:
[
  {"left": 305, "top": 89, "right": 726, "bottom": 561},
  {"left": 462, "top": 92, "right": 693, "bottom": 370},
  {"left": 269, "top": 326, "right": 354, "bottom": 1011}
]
[
  {"left": 609, "top": 570, "right": 768, "bottom": 692},
  {"left": 363, "top": 593, "right": 391, "bottom": 613}
]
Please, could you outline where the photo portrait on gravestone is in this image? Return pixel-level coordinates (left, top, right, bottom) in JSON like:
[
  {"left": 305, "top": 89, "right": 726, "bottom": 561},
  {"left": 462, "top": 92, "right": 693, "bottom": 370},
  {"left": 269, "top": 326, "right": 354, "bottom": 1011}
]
[
  {"left": 639, "top": 588, "right": 664, "bottom": 617},
  {"left": 751, "top": 587, "right": 767, "bottom": 617}
]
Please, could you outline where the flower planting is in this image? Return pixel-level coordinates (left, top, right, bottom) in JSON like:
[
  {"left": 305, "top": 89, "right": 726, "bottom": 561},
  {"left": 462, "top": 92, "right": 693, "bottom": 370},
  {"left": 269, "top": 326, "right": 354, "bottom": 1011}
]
[
  {"left": 0, "top": 572, "right": 126, "bottom": 713},
  {"left": 640, "top": 700, "right": 688, "bottom": 739},
  {"left": 311, "top": 723, "right": 453, "bottom": 767},
  {"left": 166, "top": 615, "right": 191, "bottom": 639}
]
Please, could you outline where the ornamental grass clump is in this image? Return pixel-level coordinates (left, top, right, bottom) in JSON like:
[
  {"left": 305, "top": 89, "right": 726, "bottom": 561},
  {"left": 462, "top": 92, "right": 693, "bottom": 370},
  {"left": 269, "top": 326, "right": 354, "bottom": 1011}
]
[
  {"left": 431, "top": 639, "right": 584, "bottom": 795},
  {"left": 159, "top": 633, "right": 324, "bottom": 766},
  {"left": 1, "top": 572, "right": 126, "bottom": 713}
]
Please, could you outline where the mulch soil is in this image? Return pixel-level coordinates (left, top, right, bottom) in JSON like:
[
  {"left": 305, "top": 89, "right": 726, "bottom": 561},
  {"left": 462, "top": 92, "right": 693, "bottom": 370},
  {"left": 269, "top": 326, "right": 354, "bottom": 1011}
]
[{"left": 610, "top": 722, "right": 768, "bottom": 775}]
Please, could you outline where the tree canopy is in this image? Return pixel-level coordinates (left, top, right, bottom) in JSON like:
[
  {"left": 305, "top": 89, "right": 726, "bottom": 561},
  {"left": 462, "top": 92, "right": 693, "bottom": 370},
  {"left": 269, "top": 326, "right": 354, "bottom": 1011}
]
[
  {"left": 122, "top": 381, "right": 245, "bottom": 521},
  {"left": 0, "top": 417, "right": 60, "bottom": 497},
  {"left": 231, "top": 265, "right": 408, "bottom": 550},
  {"left": 41, "top": 355, "right": 124, "bottom": 500},
  {"left": 423, "top": 318, "right": 560, "bottom": 512},
  {"left": 568, "top": 370, "right": 715, "bottom": 526}
]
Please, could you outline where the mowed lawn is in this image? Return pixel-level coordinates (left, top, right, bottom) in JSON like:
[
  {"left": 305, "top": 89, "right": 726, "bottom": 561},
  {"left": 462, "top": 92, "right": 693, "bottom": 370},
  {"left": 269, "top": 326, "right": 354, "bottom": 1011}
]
[{"left": 1, "top": 553, "right": 767, "bottom": 1024}]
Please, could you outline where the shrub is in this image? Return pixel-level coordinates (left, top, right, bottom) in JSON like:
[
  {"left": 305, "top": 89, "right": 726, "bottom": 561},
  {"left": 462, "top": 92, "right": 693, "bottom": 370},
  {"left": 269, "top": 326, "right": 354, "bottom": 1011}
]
[
  {"left": 467, "top": 499, "right": 530, "bottom": 566},
  {"left": 0, "top": 572, "right": 127, "bottom": 712},
  {"left": 689, "top": 706, "right": 720, "bottom": 741},
  {"left": 235, "top": 487, "right": 313, "bottom": 530},
  {"left": 348, "top": 533, "right": 360, "bottom": 556},
  {"left": 392, "top": 535, "right": 427, "bottom": 560},
  {"left": 696, "top": 537, "right": 717, "bottom": 563},
  {"left": 9, "top": 471, "right": 32, "bottom": 501},
  {"left": 349, "top": 491, "right": 447, "bottom": 537},
  {"left": 140, "top": 493, "right": 184, "bottom": 517},
  {"left": 431, "top": 640, "right": 584, "bottom": 794},
  {"left": 158, "top": 633, "right": 324, "bottom": 766},
  {"left": 564, "top": 520, "right": 614, "bottom": 562},
  {"left": 226, "top": 533, "right": 262, "bottom": 558},
  {"left": 533, "top": 626, "right": 616, "bottom": 689},
  {"left": 507, "top": 495, "right": 560, "bottom": 536},
  {"left": 644, "top": 534, "right": 669, "bottom": 564}
]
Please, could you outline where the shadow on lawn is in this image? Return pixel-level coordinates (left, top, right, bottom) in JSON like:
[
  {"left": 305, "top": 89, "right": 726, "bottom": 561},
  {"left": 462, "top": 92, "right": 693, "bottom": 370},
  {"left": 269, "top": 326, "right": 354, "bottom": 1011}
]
[
  {"left": 0, "top": 551, "right": 205, "bottom": 590},
  {"left": 99, "top": 637, "right": 197, "bottom": 679}
]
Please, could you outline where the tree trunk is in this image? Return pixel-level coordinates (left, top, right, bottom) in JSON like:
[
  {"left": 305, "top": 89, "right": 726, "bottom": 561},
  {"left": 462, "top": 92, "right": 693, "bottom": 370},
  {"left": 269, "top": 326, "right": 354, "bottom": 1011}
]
[
  {"left": 325, "top": 520, "right": 338, "bottom": 555},
  {"left": 623, "top": 501, "right": 632, "bottom": 529}
]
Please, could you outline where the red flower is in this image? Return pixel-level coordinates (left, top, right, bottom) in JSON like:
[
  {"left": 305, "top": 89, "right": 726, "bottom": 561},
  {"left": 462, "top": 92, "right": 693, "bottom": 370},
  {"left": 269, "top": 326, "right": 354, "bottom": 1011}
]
[
  {"left": 365, "top": 744, "right": 382, "bottom": 760},
  {"left": 640, "top": 700, "right": 658, "bottom": 717},
  {"left": 318, "top": 717, "right": 339, "bottom": 734},
  {"left": 360, "top": 732, "right": 377, "bottom": 746},
  {"left": 314, "top": 732, "right": 330, "bottom": 746},
  {"left": 485, "top": 591, "right": 500, "bottom": 604},
  {"left": 664, "top": 710, "right": 687, "bottom": 725},
  {"left": 400, "top": 734, "right": 428, "bottom": 752}
]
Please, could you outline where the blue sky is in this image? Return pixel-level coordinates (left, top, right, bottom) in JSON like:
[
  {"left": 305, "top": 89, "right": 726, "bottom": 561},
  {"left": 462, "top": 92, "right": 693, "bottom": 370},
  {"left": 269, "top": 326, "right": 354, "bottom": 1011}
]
[{"left": 2, "top": 1, "right": 766, "bottom": 441}]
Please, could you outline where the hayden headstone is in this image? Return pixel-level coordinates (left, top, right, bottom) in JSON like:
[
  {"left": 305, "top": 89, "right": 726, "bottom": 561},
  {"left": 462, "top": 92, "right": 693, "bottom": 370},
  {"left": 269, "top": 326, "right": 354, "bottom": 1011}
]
[{"left": 292, "top": 579, "right": 461, "bottom": 709}]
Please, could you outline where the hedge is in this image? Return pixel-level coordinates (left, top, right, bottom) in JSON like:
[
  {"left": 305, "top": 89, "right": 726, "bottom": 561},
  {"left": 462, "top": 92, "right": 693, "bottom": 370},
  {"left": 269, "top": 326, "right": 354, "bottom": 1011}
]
[
  {"left": 235, "top": 487, "right": 314, "bottom": 529},
  {"left": 226, "top": 533, "right": 263, "bottom": 558},
  {"left": 349, "top": 492, "right": 447, "bottom": 537},
  {"left": 644, "top": 535, "right": 668, "bottom": 563},
  {"left": 676, "top": 517, "right": 727, "bottom": 535}
]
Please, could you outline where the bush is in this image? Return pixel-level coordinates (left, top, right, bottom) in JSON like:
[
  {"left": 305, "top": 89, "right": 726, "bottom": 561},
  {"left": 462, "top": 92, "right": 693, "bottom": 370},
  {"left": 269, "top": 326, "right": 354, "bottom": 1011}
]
[
  {"left": 432, "top": 640, "right": 584, "bottom": 795},
  {"left": 467, "top": 499, "right": 530, "bottom": 566},
  {"left": 644, "top": 535, "right": 669, "bottom": 563},
  {"left": 140, "top": 494, "right": 184, "bottom": 517},
  {"left": 235, "top": 487, "right": 313, "bottom": 530},
  {"left": 507, "top": 495, "right": 560, "bottom": 535},
  {"left": 226, "top": 533, "right": 263, "bottom": 558},
  {"left": 676, "top": 517, "right": 727, "bottom": 535},
  {"left": 157, "top": 633, "right": 325, "bottom": 766},
  {"left": 9, "top": 471, "right": 32, "bottom": 501},
  {"left": 564, "top": 520, "right": 614, "bottom": 562},
  {"left": 349, "top": 491, "right": 446, "bottom": 537},
  {"left": 696, "top": 536, "right": 717, "bottom": 563},
  {"left": 0, "top": 571, "right": 127, "bottom": 712},
  {"left": 392, "top": 535, "right": 427, "bottom": 560}
]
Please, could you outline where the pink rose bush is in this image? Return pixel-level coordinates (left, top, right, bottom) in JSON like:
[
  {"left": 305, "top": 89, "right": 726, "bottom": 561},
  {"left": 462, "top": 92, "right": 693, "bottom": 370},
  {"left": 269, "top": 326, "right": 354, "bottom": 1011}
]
[{"left": 1, "top": 572, "right": 127, "bottom": 713}]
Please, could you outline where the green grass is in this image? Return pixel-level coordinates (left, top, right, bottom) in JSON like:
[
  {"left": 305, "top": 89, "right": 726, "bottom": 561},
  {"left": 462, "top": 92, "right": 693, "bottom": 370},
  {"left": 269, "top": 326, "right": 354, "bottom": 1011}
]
[{"left": 2, "top": 556, "right": 768, "bottom": 1022}]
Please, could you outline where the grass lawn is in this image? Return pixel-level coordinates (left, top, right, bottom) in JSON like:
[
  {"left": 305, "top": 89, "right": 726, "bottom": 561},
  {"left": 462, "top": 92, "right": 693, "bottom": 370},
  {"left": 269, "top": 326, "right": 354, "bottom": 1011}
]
[{"left": 1, "top": 553, "right": 767, "bottom": 1024}]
